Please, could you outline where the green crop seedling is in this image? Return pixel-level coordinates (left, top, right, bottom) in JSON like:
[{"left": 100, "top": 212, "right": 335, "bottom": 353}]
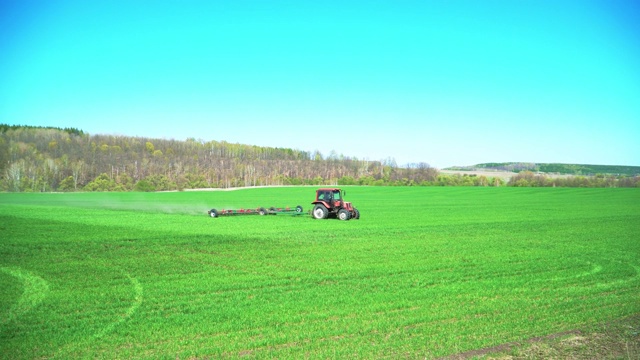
[{"left": 1, "top": 187, "right": 638, "bottom": 358}]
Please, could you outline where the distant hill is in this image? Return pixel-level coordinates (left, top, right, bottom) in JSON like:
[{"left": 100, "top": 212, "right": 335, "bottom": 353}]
[{"left": 445, "top": 162, "right": 640, "bottom": 177}]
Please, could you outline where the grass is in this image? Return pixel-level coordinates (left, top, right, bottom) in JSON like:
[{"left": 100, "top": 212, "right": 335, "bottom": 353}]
[{"left": 1, "top": 187, "right": 639, "bottom": 358}]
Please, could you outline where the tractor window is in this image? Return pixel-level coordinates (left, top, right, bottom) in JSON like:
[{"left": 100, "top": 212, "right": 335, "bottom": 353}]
[{"left": 317, "top": 190, "right": 342, "bottom": 201}]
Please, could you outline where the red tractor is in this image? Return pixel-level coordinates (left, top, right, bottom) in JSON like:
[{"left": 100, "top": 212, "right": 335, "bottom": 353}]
[{"left": 311, "top": 188, "right": 360, "bottom": 220}]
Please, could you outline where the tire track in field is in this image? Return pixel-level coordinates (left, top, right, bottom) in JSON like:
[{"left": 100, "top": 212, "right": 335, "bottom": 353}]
[
  {"left": 52, "top": 264, "right": 143, "bottom": 358},
  {"left": 535, "top": 255, "right": 639, "bottom": 288},
  {"left": 593, "top": 258, "right": 640, "bottom": 289},
  {"left": 540, "top": 260, "right": 603, "bottom": 282},
  {"left": 0, "top": 266, "right": 49, "bottom": 325},
  {"left": 94, "top": 269, "right": 144, "bottom": 338}
]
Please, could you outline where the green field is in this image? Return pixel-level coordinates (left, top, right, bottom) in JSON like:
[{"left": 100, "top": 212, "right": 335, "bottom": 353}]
[{"left": 1, "top": 187, "right": 639, "bottom": 358}]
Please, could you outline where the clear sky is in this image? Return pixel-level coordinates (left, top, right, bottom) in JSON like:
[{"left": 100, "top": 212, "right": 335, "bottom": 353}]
[{"left": 1, "top": 1, "right": 639, "bottom": 168}]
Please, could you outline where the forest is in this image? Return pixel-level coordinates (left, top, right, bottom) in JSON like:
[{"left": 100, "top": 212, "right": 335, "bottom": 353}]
[{"left": 1, "top": 125, "right": 638, "bottom": 192}]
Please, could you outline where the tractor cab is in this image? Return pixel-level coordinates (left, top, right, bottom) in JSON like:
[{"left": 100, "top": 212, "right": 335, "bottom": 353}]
[
  {"left": 316, "top": 188, "right": 342, "bottom": 207},
  {"left": 311, "top": 188, "right": 360, "bottom": 220}
]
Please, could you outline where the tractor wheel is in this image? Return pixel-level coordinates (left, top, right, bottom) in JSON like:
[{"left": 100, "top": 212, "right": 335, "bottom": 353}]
[
  {"left": 259, "top": 207, "right": 267, "bottom": 216},
  {"left": 353, "top": 208, "right": 360, "bottom": 220},
  {"left": 296, "top": 205, "right": 303, "bottom": 213},
  {"left": 209, "top": 209, "right": 218, "bottom": 218},
  {"left": 338, "top": 209, "right": 351, "bottom": 221},
  {"left": 312, "top": 204, "right": 329, "bottom": 219}
]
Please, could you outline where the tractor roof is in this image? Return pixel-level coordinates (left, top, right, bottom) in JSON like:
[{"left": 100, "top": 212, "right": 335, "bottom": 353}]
[{"left": 317, "top": 188, "right": 341, "bottom": 192}]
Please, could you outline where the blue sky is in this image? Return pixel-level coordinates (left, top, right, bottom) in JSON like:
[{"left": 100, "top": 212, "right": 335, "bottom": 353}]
[{"left": 1, "top": 1, "right": 639, "bottom": 168}]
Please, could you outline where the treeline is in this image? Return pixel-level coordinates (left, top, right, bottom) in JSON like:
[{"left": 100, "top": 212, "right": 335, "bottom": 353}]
[
  {"left": 508, "top": 171, "right": 640, "bottom": 188},
  {"left": 536, "top": 163, "right": 639, "bottom": 176},
  {"left": 465, "top": 162, "right": 640, "bottom": 177},
  {"left": 0, "top": 124, "right": 85, "bottom": 137},
  {"left": 0, "top": 126, "right": 442, "bottom": 192},
  {"left": 1, "top": 126, "right": 637, "bottom": 192}
]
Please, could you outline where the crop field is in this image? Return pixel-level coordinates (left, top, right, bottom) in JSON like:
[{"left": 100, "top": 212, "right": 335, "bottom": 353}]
[{"left": 1, "top": 187, "right": 639, "bottom": 358}]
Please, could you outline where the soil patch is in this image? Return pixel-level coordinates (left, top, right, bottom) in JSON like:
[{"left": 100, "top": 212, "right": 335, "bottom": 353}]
[{"left": 439, "top": 314, "right": 640, "bottom": 359}]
